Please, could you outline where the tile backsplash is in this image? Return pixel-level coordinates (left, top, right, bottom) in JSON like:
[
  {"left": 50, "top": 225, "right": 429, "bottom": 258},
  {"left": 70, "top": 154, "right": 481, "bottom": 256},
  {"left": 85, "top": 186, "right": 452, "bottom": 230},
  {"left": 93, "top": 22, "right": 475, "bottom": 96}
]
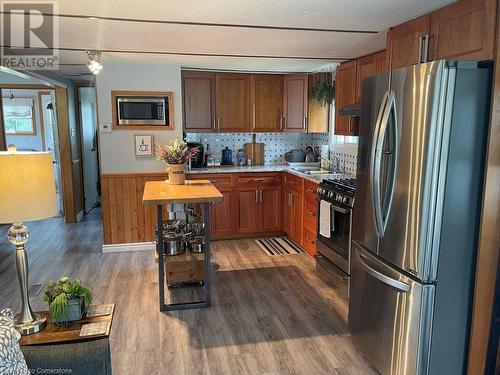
[
  {"left": 330, "top": 143, "right": 358, "bottom": 174},
  {"left": 185, "top": 132, "right": 330, "bottom": 165}
]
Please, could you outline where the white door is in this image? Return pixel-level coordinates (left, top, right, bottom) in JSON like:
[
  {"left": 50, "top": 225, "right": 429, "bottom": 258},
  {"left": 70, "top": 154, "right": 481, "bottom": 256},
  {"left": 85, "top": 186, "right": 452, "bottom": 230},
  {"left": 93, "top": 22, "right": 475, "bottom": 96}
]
[
  {"left": 78, "top": 87, "right": 99, "bottom": 213},
  {"left": 41, "top": 92, "right": 63, "bottom": 215}
]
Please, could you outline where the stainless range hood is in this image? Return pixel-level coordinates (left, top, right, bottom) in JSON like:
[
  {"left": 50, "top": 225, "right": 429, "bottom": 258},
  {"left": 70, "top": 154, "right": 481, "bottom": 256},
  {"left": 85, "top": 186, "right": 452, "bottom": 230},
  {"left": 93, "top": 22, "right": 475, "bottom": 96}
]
[{"left": 338, "top": 103, "right": 361, "bottom": 117}]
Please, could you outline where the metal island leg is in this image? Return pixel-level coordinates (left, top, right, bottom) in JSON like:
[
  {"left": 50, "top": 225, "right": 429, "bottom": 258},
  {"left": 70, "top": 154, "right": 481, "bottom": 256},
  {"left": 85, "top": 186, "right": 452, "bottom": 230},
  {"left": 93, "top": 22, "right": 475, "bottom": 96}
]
[{"left": 157, "top": 203, "right": 211, "bottom": 311}]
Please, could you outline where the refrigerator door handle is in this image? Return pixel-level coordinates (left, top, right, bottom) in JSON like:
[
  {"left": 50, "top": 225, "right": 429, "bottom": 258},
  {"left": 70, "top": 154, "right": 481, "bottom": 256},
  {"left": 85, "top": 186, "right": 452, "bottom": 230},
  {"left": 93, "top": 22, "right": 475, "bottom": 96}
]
[
  {"left": 373, "top": 90, "right": 397, "bottom": 237},
  {"left": 370, "top": 90, "right": 389, "bottom": 237},
  {"left": 356, "top": 250, "right": 410, "bottom": 293}
]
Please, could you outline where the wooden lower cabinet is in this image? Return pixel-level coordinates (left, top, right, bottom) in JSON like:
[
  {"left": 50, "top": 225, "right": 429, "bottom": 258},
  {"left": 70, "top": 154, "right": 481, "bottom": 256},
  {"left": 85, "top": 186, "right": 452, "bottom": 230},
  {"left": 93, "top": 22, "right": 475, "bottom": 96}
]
[
  {"left": 260, "top": 186, "right": 282, "bottom": 232},
  {"left": 283, "top": 187, "right": 303, "bottom": 246},
  {"left": 236, "top": 186, "right": 260, "bottom": 233},
  {"left": 236, "top": 181, "right": 282, "bottom": 234},
  {"left": 302, "top": 180, "right": 318, "bottom": 256},
  {"left": 211, "top": 187, "right": 236, "bottom": 237}
]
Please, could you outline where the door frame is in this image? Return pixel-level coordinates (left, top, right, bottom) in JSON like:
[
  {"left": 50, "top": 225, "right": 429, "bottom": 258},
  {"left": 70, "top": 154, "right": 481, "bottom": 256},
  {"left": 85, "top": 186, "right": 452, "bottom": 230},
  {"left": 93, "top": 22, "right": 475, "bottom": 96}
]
[{"left": 0, "top": 83, "right": 79, "bottom": 223}]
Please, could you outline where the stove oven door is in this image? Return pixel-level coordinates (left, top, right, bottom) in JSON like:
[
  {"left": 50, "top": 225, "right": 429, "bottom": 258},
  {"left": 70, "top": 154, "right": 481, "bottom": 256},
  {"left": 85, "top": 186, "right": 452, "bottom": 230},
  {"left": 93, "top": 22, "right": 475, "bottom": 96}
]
[{"left": 317, "top": 202, "right": 352, "bottom": 275}]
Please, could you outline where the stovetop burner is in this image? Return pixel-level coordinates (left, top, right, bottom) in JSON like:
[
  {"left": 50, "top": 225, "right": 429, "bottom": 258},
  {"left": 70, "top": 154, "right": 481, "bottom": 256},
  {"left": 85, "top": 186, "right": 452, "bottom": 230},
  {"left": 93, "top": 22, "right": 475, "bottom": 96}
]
[{"left": 322, "top": 178, "right": 356, "bottom": 196}]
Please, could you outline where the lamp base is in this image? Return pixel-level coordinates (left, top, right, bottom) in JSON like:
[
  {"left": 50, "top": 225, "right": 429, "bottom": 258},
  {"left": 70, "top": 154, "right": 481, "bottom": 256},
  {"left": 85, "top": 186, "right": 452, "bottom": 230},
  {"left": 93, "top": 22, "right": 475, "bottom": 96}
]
[{"left": 15, "top": 313, "right": 46, "bottom": 335}]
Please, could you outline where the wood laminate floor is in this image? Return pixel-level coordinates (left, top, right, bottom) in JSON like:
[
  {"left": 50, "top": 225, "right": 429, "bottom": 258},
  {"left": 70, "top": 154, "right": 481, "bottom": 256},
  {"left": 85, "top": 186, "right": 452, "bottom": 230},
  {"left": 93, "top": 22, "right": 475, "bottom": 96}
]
[{"left": 0, "top": 215, "right": 378, "bottom": 375}]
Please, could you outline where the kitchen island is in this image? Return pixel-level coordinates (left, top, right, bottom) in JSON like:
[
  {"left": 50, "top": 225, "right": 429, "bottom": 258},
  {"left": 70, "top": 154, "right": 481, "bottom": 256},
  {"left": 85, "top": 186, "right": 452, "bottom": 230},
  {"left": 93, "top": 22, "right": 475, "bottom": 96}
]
[{"left": 143, "top": 179, "right": 223, "bottom": 311}]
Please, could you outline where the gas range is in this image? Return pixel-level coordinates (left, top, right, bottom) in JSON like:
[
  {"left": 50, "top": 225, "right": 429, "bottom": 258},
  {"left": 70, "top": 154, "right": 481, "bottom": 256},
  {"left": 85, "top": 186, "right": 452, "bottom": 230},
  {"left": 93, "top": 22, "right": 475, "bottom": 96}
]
[{"left": 318, "top": 178, "right": 356, "bottom": 209}]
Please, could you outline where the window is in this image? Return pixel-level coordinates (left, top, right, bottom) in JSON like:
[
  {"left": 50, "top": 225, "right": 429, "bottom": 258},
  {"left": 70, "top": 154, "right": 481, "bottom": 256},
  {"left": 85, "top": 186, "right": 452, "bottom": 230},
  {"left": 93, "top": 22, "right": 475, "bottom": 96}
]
[{"left": 3, "top": 99, "right": 36, "bottom": 135}]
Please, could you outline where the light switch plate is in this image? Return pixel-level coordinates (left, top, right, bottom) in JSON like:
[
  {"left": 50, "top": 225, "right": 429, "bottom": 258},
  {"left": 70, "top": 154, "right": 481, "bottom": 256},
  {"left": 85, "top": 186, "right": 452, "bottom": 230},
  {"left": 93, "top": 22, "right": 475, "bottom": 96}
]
[{"left": 100, "top": 123, "right": 112, "bottom": 133}]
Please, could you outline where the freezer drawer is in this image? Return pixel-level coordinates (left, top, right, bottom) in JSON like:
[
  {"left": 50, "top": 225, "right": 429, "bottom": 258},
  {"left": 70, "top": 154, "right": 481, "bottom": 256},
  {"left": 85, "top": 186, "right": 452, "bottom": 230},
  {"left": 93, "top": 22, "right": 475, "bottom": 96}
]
[{"left": 349, "top": 243, "right": 435, "bottom": 375}]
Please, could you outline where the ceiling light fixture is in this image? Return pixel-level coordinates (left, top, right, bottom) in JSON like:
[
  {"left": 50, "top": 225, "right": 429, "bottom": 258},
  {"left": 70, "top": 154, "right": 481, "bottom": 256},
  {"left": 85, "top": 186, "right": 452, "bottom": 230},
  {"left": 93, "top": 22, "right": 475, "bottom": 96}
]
[{"left": 87, "top": 50, "right": 103, "bottom": 75}]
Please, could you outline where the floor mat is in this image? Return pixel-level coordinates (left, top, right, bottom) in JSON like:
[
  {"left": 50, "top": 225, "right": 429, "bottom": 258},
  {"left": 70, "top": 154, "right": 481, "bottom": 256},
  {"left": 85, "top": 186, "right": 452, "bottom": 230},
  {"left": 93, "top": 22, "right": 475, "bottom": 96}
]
[{"left": 255, "top": 237, "right": 304, "bottom": 256}]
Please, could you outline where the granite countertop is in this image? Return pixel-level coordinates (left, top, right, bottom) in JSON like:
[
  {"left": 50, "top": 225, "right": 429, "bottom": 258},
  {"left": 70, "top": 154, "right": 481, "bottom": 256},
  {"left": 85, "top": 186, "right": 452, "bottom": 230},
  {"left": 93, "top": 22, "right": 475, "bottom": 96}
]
[{"left": 186, "top": 164, "right": 353, "bottom": 183}]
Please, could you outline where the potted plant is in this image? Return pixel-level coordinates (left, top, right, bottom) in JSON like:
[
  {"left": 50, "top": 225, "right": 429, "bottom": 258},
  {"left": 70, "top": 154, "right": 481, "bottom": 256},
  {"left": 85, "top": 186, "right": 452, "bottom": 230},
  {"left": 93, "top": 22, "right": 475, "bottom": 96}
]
[
  {"left": 44, "top": 276, "right": 93, "bottom": 324},
  {"left": 155, "top": 138, "right": 199, "bottom": 185},
  {"left": 311, "top": 75, "right": 335, "bottom": 107}
]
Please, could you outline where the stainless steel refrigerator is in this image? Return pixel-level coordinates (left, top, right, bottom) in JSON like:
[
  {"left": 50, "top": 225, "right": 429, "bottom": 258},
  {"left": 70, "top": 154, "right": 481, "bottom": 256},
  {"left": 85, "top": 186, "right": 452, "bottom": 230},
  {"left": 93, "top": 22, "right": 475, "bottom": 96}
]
[{"left": 349, "top": 60, "right": 492, "bottom": 375}]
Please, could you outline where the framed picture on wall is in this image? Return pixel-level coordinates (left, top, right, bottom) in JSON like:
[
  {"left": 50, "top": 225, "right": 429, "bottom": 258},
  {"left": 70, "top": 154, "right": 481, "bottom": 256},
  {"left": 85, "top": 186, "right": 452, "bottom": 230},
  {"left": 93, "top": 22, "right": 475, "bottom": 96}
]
[{"left": 134, "top": 135, "right": 154, "bottom": 157}]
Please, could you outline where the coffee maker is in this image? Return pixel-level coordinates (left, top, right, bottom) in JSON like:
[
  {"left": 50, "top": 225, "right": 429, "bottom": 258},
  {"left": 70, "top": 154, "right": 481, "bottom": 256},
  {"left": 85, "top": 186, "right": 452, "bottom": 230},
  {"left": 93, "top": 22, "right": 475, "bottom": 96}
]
[{"left": 187, "top": 142, "right": 205, "bottom": 168}]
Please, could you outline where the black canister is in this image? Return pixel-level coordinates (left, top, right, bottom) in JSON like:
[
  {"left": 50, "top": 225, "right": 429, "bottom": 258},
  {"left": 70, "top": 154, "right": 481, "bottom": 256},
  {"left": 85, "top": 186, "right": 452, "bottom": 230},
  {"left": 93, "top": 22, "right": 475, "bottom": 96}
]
[{"left": 221, "top": 147, "right": 233, "bottom": 165}]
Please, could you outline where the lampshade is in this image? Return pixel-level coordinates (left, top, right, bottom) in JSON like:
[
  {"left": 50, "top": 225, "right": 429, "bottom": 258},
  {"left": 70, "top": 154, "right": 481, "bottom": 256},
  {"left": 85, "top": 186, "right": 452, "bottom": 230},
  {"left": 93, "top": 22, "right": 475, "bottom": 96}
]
[{"left": 0, "top": 151, "right": 57, "bottom": 223}]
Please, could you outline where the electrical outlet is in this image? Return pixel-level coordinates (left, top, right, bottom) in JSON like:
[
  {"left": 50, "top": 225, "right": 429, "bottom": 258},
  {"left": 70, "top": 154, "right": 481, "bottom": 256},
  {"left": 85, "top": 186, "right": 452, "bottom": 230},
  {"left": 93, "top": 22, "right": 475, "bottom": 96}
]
[{"left": 100, "top": 123, "right": 111, "bottom": 133}]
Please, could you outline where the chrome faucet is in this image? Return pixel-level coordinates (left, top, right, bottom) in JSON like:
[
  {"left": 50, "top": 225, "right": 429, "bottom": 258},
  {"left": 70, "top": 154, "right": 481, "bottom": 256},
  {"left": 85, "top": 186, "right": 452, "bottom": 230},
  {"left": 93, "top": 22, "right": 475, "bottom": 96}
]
[{"left": 320, "top": 155, "right": 345, "bottom": 173}]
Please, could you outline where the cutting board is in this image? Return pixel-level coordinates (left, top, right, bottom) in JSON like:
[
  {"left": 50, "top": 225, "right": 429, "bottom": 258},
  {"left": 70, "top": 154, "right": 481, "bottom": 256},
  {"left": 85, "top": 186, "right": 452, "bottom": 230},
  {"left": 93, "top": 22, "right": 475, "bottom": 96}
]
[{"left": 244, "top": 134, "right": 264, "bottom": 165}]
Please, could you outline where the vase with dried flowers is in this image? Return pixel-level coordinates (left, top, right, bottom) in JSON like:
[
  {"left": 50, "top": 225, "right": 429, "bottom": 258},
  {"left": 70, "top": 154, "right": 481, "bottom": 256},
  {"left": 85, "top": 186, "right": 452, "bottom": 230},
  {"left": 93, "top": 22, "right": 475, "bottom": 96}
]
[{"left": 155, "top": 138, "right": 199, "bottom": 185}]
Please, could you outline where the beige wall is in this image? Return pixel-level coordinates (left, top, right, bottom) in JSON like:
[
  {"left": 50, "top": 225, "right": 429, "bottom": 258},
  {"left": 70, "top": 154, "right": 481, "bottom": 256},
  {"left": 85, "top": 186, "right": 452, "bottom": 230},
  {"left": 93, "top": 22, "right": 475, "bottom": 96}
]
[{"left": 96, "top": 60, "right": 183, "bottom": 173}]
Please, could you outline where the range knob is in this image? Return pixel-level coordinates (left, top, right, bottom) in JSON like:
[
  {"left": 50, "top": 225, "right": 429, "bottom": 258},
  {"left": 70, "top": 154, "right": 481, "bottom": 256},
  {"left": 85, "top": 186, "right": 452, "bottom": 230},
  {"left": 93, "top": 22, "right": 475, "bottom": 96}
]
[{"left": 328, "top": 191, "right": 334, "bottom": 198}]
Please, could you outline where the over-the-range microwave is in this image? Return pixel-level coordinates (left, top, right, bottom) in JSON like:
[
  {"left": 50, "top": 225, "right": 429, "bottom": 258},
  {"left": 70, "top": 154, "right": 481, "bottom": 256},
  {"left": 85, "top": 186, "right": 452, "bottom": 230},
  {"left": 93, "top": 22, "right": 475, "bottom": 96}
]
[{"left": 116, "top": 94, "right": 171, "bottom": 126}]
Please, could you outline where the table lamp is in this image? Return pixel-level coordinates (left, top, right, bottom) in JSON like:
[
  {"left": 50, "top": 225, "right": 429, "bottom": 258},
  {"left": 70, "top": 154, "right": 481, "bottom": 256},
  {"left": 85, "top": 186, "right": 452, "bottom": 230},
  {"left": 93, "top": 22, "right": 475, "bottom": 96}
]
[{"left": 0, "top": 146, "right": 57, "bottom": 335}]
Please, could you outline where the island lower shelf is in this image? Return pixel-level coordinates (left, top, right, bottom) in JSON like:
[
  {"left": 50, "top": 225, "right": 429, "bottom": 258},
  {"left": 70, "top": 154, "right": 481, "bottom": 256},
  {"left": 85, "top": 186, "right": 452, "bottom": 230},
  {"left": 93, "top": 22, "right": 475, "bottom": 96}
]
[{"left": 154, "top": 248, "right": 205, "bottom": 285}]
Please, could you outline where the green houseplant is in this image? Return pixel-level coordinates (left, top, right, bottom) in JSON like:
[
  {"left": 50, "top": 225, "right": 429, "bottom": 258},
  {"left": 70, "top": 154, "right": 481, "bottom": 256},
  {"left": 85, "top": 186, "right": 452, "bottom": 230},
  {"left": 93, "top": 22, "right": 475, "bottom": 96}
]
[
  {"left": 311, "top": 76, "right": 335, "bottom": 107},
  {"left": 44, "top": 276, "right": 93, "bottom": 324},
  {"left": 155, "top": 138, "right": 199, "bottom": 185}
]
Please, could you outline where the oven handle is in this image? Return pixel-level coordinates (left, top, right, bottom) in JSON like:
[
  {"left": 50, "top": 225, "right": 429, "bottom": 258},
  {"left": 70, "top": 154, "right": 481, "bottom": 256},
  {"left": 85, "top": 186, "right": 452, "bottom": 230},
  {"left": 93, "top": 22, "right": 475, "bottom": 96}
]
[{"left": 332, "top": 205, "right": 349, "bottom": 214}]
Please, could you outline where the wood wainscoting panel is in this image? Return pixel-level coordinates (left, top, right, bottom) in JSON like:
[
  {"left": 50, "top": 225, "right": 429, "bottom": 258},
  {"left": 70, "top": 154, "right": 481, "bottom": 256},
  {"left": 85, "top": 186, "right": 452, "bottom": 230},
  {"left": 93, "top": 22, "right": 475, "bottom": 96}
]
[{"left": 101, "top": 173, "right": 169, "bottom": 245}]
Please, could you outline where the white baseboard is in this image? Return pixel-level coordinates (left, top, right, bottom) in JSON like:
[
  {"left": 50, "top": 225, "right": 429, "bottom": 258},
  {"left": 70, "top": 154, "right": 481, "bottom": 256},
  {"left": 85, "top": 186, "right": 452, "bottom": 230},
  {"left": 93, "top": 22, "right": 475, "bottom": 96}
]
[{"left": 102, "top": 242, "right": 155, "bottom": 253}]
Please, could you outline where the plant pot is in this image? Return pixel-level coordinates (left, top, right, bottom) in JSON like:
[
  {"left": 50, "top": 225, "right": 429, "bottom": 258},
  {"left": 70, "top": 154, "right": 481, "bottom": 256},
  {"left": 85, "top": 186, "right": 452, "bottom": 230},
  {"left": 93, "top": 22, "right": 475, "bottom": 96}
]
[
  {"left": 167, "top": 163, "right": 186, "bottom": 185},
  {"left": 51, "top": 297, "right": 84, "bottom": 324}
]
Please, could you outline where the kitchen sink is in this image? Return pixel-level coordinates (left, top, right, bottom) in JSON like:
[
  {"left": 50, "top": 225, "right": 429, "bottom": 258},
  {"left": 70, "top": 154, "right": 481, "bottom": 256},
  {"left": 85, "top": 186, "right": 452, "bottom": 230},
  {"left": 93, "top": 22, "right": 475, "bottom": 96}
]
[{"left": 292, "top": 167, "right": 334, "bottom": 175}]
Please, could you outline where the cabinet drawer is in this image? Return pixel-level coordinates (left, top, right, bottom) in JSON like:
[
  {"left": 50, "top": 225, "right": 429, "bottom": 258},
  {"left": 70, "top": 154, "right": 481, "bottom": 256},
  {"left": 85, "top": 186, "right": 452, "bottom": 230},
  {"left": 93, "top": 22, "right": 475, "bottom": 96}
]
[
  {"left": 304, "top": 180, "right": 318, "bottom": 206},
  {"left": 284, "top": 172, "right": 303, "bottom": 193},
  {"left": 237, "top": 173, "right": 280, "bottom": 186},
  {"left": 303, "top": 202, "right": 317, "bottom": 233},
  {"left": 187, "top": 173, "right": 234, "bottom": 187},
  {"left": 302, "top": 227, "right": 317, "bottom": 257}
]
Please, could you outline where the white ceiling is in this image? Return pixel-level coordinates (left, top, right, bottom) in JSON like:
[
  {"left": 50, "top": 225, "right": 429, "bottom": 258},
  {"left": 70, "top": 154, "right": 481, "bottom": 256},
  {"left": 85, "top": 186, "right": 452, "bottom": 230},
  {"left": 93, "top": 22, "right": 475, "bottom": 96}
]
[{"left": 4, "top": 0, "right": 456, "bottom": 81}]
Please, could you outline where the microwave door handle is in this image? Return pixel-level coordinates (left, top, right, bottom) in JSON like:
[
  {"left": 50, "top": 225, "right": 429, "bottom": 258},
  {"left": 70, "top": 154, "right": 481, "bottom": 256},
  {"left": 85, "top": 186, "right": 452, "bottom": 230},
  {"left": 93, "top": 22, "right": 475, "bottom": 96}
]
[
  {"left": 379, "top": 91, "right": 398, "bottom": 236},
  {"left": 356, "top": 250, "right": 410, "bottom": 293},
  {"left": 371, "top": 90, "right": 389, "bottom": 237}
]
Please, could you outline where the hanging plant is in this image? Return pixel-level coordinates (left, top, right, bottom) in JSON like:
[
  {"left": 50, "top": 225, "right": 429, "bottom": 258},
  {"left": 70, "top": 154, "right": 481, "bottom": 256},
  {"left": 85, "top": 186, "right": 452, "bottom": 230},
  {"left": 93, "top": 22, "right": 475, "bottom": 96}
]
[{"left": 311, "top": 77, "right": 335, "bottom": 107}]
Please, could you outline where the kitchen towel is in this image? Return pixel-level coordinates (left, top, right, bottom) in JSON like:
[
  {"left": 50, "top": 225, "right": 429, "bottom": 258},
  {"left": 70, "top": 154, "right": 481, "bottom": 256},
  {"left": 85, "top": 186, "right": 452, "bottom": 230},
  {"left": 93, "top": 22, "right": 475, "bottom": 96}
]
[{"left": 319, "top": 200, "right": 332, "bottom": 238}]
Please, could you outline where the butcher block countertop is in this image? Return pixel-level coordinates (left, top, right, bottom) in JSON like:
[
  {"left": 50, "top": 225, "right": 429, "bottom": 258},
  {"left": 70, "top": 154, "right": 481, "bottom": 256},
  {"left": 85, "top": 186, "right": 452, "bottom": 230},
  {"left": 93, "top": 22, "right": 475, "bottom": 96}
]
[{"left": 142, "top": 180, "right": 224, "bottom": 205}]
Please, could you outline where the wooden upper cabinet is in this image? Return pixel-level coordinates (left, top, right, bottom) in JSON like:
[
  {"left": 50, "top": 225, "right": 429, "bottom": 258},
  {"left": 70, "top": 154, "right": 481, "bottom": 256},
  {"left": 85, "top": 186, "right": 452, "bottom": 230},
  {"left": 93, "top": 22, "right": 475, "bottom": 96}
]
[
  {"left": 283, "top": 74, "right": 308, "bottom": 132},
  {"left": 428, "top": 0, "right": 495, "bottom": 61},
  {"left": 215, "top": 74, "right": 251, "bottom": 132},
  {"left": 356, "top": 50, "right": 387, "bottom": 103},
  {"left": 308, "top": 72, "right": 330, "bottom": 133},
  {"left": 182, "top": 72, "right": 215, "bottom": 132},
  {"left": 387, "top": 15, "right": 431, "bottom": 70},
  {"left": 251, "top": 74, "right": 283, "bottom": 132},
  {"left": 335, "top": 60, "right": 358, "bottom": 136}
]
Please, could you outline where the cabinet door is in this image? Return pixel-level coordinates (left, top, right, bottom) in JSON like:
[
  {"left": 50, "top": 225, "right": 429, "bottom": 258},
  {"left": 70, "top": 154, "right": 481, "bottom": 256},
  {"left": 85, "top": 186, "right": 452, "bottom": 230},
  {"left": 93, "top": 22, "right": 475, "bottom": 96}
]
[
  {"left": 283, "top": 74, "right": 308, "bottom": 132},
  {"left": 356, "top": 50, "right": 386, "bottom": 104},
  {"left": 308, "top": 72, "right": 330, "bottom": 133},
  {"left": 335, "top": 60, "right": 358, "bottom": 136},
  {"left": 260, "top": 186, "right": 282, "bottom": 232},
  {"left": 252, "top": 75, "right": 283, "bottom": 132},
  {"left": 283, "top": 188, "right": 293, "bottom": 236},
  {"left": 211, "top": 187, "right": 236, "bottom": 238},
  {"left": 429, "top": 0, "right": 495, "bottom": 61},
  {"left": 215, "top": 74, "right": 250, "bottom": 132},
  {"left": 290, "top": 191, "right": 303, "bottom": 245},
  {"left": 182, "top": 72, "right": 215, "bottom": 132},
  {"left": 236, "top": 186, "right": 260, "bottom": 233},
  {"left": 387, "top": 15, "right": 430, "bottom": 69}
]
